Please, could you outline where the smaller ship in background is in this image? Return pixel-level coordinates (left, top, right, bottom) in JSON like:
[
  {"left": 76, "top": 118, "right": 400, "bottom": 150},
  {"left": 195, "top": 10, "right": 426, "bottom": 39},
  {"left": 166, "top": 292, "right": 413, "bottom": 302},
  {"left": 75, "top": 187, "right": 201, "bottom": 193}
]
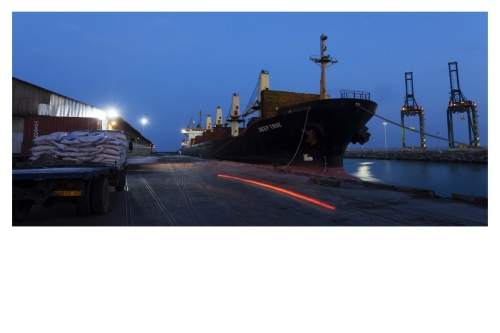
[{"left": 180, "top": 34, "right": 377, "bottom": 178}]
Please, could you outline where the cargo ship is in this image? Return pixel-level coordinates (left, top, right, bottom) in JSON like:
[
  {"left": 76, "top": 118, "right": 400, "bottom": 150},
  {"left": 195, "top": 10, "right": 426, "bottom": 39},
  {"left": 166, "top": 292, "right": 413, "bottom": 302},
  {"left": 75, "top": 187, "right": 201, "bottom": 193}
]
[{"left": 180, "top": 34, "right": 378, "bottom": 178}]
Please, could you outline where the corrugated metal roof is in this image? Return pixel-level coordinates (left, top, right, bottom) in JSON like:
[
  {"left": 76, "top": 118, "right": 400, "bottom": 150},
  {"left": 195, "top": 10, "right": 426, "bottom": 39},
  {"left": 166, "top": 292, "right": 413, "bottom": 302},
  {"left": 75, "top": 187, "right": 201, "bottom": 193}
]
[
  {"left": 12, "top": 78, "right": 51, "bottom": 117},
  {"left": 12, "top": 77, "right": 106, "bottom": 119}
]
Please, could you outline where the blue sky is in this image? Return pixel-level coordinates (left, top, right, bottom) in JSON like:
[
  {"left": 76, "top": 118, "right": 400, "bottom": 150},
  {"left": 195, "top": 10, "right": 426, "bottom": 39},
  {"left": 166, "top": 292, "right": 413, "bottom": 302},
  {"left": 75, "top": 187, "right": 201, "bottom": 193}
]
[
  {"left": 4, "top": 4, "right": 498, "bottom": 333},
  {"left": 11, "top": 10, "right": 489, "bottom": 152}
]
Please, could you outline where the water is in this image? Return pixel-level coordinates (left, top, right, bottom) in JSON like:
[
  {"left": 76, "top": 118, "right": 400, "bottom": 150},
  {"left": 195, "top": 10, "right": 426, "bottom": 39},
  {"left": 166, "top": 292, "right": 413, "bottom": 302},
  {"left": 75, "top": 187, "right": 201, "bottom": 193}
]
[{"left": 343, "top": 158, "right": 488, "bottom": 198}]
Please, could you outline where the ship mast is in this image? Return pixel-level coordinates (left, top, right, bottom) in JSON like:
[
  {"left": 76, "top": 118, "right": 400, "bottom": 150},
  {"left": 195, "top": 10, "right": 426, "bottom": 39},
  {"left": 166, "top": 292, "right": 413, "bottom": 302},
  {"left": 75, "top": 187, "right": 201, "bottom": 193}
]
[
  {"left": 310, "top": 34, "right": 338, "bottom": 100},
  {"left": 197, "top": 110, "right": 202, "bottom": 128}
]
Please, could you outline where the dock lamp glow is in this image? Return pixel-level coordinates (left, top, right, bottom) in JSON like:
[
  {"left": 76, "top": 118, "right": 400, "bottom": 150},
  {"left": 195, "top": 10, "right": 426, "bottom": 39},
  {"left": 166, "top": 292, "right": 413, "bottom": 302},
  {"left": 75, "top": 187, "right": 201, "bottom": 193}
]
[
  {"left": 105, "top": 109, "right": 119, "bottom": 129},
  {"left": 383, "top": 122, "right": 387, "bottom": 151},
  {"left": 141, "top": 113, "right": 148, "bottom": 134},
  {"left": 107, "top": 109, "right": 118, "bottom": 119}
]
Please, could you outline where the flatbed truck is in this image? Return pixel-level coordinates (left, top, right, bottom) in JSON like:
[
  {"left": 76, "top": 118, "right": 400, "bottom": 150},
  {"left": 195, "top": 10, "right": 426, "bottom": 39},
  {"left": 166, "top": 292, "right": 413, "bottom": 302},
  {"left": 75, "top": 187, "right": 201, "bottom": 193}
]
[
  {"left": 12, "top": 162, "right": 128, "bottom": 221},
  {"left": 12, "top": 130, "right": 132, "bottom": 221}
]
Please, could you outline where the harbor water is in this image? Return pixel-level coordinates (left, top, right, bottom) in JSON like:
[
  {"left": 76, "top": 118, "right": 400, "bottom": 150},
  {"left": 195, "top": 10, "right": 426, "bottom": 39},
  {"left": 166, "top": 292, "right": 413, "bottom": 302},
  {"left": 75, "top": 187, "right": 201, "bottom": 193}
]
[{"left": 343, "top": 158, "right": 488, "bottom": 198}]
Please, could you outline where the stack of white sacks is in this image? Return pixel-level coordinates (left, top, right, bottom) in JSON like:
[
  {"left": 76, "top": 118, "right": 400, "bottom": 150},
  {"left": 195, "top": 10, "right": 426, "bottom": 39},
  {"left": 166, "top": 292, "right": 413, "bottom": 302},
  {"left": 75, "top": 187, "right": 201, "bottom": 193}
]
[{"left": 30, "top": 130, "right": 128, "bottom": 166}]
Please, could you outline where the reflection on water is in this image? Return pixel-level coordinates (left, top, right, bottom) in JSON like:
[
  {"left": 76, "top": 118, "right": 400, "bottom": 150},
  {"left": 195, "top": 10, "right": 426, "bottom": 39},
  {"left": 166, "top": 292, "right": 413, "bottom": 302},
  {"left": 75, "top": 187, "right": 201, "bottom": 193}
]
[
  {"left": 344, "top": 158, "right": 488, "bottom": 198},
  {"left": 351, "top": 161, "right": 381, "bottom": 182}
]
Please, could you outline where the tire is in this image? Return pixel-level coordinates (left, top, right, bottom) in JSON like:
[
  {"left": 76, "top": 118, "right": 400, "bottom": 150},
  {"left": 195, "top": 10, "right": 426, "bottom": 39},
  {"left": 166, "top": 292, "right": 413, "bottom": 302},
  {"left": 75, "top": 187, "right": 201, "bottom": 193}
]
[
  {"left": 115, "top": 169, "right": 126, "bottom": 191},
  {"left": 42, "top": 196, "right": 61, "bottom": 209},
  {"left": 75, "top": 180, "right": 92, "bottom": 216},
  {"left": 12, "top": 200, "right": 33, "bottom": 221},
  {"left": 90, "top": 177, "right": 109, "bottom": 215}
]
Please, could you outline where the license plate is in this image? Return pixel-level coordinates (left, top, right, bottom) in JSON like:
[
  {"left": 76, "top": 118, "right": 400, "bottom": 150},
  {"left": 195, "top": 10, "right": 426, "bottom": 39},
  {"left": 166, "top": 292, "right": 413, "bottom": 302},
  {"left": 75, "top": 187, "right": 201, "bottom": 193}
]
[{"left": 53, "top": 190, "right": 82, "bottom": 196}]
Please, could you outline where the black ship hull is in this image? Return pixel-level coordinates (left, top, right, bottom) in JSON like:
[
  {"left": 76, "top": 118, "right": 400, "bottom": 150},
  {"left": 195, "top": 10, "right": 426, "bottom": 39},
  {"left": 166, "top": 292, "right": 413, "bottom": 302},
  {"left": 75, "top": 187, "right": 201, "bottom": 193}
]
[{"left": 180, "top": 97, "right": 377, "bottom": 172}]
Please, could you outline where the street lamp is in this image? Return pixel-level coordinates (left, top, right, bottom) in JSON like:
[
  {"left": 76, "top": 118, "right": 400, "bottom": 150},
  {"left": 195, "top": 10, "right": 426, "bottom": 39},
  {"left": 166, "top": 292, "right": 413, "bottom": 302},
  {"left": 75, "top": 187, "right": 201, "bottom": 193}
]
[
  {"left": 383, "top": 122, "right": 387, "bottom": 151},
  {"left": 437, "top": 132, "right": 440, "bottom": 152}
]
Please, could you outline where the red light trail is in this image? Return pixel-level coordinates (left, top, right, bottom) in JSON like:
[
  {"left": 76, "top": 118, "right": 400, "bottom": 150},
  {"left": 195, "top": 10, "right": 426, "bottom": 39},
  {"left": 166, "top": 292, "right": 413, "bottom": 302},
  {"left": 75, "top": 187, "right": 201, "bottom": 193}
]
[{"left": 217, "top": 174, "right": 336, "bottom": 210}]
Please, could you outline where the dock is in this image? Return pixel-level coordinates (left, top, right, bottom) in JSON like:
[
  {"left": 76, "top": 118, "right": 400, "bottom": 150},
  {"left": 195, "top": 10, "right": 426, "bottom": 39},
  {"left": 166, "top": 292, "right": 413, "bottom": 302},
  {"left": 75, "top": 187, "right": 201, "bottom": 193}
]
[{"left": 14, "top": 155, "right": 488, "bottom": 226}]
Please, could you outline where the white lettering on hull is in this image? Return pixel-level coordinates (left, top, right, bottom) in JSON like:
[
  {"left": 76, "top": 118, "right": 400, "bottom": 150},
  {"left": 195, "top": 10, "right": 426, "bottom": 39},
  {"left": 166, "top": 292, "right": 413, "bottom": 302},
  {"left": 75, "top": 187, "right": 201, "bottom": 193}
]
[{"left": 258, "top": 122, "right": 282, "bottom": 132}]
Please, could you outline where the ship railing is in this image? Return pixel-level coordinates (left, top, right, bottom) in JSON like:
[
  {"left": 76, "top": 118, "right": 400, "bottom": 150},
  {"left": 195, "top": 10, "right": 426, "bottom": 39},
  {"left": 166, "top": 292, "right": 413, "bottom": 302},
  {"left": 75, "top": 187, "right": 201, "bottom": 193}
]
[{"left": 340, "top": 90, "right": 371, "bottom": 100}]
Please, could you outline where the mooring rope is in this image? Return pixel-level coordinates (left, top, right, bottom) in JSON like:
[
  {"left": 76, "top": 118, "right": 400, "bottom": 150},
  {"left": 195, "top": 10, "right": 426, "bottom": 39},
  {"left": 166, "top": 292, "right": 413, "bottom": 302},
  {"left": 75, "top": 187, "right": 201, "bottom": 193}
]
[
  {"left": 208, "top": 134, "right": 236, "bottom": 158},
  {"left": 280, "top": 107, "right": 311, "bottom": 170},
  {"left": 355, "top": 103, "right": 483, "bottom": 149}
]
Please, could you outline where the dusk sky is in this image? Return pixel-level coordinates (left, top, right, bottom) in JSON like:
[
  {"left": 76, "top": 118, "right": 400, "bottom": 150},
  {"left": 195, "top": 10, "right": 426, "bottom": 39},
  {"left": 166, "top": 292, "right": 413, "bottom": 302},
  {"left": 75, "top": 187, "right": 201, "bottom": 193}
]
[
  {"left": 11, "top": 10, "right": 489, "bottom": 152},
  {"left": 5, "top": 4, "right": 497, "bottom": 333}
]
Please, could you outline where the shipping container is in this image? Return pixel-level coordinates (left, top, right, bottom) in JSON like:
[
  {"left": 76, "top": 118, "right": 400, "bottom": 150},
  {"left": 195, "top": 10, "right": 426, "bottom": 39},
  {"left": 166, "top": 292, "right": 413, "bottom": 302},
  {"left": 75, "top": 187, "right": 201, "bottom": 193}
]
[{"left": 21, "top": 116, "right": 102, "bottom": 156}]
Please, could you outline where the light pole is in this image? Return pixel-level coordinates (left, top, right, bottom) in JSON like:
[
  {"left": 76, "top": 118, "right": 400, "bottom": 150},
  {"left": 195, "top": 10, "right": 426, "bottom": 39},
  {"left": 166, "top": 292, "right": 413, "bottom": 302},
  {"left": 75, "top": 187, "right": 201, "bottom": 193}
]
[
  {"left": 437, "top": 132, "right": 440, "bottom": 152},
  {"left": 383, "top": 122, "right": 387, "bottom": 151}
]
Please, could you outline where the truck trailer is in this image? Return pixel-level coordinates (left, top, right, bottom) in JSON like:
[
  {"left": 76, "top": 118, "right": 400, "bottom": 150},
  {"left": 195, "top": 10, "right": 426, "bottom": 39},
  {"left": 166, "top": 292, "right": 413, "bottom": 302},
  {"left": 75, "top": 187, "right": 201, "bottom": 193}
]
[{"left": 12, "top": 130, "right": 131, "bottom": 221}]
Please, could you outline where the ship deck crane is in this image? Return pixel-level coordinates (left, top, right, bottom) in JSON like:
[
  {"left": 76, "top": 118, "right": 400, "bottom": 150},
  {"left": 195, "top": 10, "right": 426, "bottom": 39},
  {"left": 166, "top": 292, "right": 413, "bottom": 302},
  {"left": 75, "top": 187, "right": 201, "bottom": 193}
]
[
  {"left": 242, "top": 70, "right": 270, "bottom": 120},
  {"left": 224, "top": 93, "right": 244, "bottom": 136},
  {"left": 197, "top": 110, "right": 203, "bottom": 128}
]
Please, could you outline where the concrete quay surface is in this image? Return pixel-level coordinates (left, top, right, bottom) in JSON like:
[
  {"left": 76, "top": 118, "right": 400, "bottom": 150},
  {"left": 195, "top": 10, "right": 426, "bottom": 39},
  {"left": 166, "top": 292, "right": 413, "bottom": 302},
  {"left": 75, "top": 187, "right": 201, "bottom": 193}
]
[{"left": 14, "top": 155, "right": 488, "bottom": 226}]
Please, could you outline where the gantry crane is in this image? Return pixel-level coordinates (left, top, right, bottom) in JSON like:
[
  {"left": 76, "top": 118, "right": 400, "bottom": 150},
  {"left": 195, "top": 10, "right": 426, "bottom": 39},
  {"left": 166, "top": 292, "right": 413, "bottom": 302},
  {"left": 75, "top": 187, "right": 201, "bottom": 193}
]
[
  {"left": 401, "top": 72, "right": 426, "bottom": 149},
  {"left": 446, "top": 62, "right": 480, "bottom": 148}
]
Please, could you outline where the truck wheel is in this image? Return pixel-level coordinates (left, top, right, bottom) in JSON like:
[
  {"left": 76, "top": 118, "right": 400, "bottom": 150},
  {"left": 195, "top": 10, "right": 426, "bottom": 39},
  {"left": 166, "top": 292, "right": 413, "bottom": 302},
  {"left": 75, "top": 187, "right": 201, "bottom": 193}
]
[
  {"left": 115, "top": 169, "right": 126, "bottom": 191},
  {"left": 13, "top": 200, "right": 33, "bottom": 221},
  {"left": 75, "top": 180, "right": 92, "bottom": 216},
  {"left": 42, "top": 196, "right": 61, "bottom": 209},
  {"left": 91, "top": 177, "right": 109, "bottom": 215}
]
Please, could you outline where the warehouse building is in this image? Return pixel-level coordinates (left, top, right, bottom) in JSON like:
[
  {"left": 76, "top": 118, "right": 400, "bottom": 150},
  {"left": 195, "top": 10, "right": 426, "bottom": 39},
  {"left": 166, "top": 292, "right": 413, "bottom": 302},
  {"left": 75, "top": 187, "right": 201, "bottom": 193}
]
[{"left": 12, "top": 77, "right": 153, "bottom": 159}]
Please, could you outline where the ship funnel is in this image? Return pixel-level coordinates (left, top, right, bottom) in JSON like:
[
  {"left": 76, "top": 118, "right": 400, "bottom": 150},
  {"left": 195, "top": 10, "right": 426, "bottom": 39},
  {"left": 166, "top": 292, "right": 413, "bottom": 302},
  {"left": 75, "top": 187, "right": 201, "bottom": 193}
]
[
  {"left": 206, "top": 115, "right": 212, "bottom": 130},
  {"left": 215, "top": 107, "right": 223, "bottom": 127}
]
